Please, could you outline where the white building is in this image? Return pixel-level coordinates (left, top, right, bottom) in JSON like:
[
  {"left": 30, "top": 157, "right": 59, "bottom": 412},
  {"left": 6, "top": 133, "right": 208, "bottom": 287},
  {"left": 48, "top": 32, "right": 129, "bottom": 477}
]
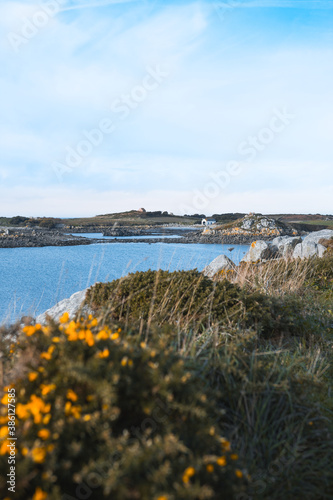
[{"left": 201, "top": 218, "right": 217, "bottom": 226}]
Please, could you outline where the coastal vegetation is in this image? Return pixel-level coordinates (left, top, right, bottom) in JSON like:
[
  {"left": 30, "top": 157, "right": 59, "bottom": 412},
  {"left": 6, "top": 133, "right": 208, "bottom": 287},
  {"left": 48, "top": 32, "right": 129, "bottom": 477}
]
[
  {"left": 1, "top": 211, "right": 332, "bottom": 230},
  {"left": 0, "top": 254, "right": 332, "bottom": 499}
]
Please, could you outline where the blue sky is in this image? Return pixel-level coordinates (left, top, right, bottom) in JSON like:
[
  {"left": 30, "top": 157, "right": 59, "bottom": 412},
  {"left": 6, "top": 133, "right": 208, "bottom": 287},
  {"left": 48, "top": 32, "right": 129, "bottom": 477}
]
[{"left": 0, "top": 0, "right": 332, "bottom": 216}]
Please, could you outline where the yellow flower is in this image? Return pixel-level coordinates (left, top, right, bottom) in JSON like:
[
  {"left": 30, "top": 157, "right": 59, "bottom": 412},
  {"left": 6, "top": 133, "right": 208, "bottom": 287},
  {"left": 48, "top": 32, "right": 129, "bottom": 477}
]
[
  {"left": 43, "top": 414, "right": 51, "bottom": 424},
  {"left": 32, "top": 447, "right": 46, "bottom": 463},
  {"left": 40, "top": 351, "right": 51, "bottom": 361},
  {"left": 230, "top": 454, "right": 239, "bottom": 460},
  {"left": 67, "top": 389, "right": 78, "bottom": 402},
  {"left": 121, "top": 357, "right": 128, "bottom": 366},
  {"left": 35, "top": 323, "right": 42, "bottom": 331},
  {"left": 40, "top": 345, "right": 55, "bottom": 360},
  {"left": 111, "top": 332, "right": 119, "bottom": 340},
  {"left": 38, "top": 429, "right": 51, "bottom": 440},
  {"left": 85, "top": 330, "right": 95, "bottom": 346},
  {"left": 71, "top": 406, "right": 82, "bottom": 419},
  {"left": 0, "top": 426, "right": 8, "bottom": 438},
  {"left": 23, "top": 325, "right": 36, "bottom": 336},
  {"left": 235, "top": 469, "right": 243, "bottom": 478},
  {"left": 78, "top": 329, "right": 85, "bottom": 339},
  {"left": 16, "top": 403, "right": 30, "bottom": 420},
  {"left": 65, "top": 401, "right": 72, "bottom": 414},
  {"left": 1, "top": 394, "right": 9, "bottom": 405},
  {"left": 128, "top": 359, "right": 133, "bottom": 367},
  {"left": 98, "top": 348, "right": 110, "bottom": 359},
  {"left": 29, "top": 395, "right": 50, "bottom": 424},
  {"left": 217, "top": 456, "right": 227, "bottom": 467},
  {"left": 90, "top": 318, "right": 98, "bottom": 327},
  {"left": 60, "top": 312, "right": 70, "bottom": 324},
  {"left": 32, "top": 487, "right": 48, "bottom": 500},
  {"left": 182, "top": 474, "right": 189, "bottom": 484},
  {"left": 220, "top": 438, "right": 231, "bottom": 451},
  {"left": 157, "top": 496, "right": 168, "bottom": 500},
  {"left": 29, "top": 372, "right": 38, "bottom": 382},
  {"left": 21, "top": 447, "right": 29, "bottom": 456},
  {"left": 0, "top": 440, "right": 9, "bottom": 455},
  {"left": 67, "top": 331, "right": 78, "bottom": 341},
  {"left": 96, "top": 330, "right": 109, "bottom": 340},
  {"left": 83, "top": 414, "right": 91, "bottom": 421},
  {"left": 140, "top": 341, "right": 147, "bottom": 349},
  {"left": 47, "top": 444, "right": 55, "bottom": 452},
  {"left": 42, "top": 326, "right": 51, "bottom": 336},
  {"left": 206, "top": 464, "right": 214, "bottom": 473},
  {"left": 184, "top": 467, "right": 195, "bottom": 477},
  {"left": 40, "top": 384, "right": 56, "bottom": 396},
  {"left": 52, "top": 337, "right": 60, "bottom": 343}
]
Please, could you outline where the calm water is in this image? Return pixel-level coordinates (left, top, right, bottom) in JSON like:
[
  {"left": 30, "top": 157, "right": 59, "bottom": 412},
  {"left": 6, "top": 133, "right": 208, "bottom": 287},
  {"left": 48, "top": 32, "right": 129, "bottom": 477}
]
[
  {"left": 0, "top": 242, "right": 249, "bottom": 324},
  {"left": 72, "top": 233, "right": 182, "bottom": 240}
]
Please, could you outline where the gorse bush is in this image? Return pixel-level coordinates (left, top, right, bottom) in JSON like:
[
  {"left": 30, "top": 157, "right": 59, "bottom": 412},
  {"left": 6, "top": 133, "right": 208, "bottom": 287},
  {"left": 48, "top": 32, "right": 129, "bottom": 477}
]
[
  {"left": 1, "top": 260, "right": 332, "bottom": 500},
  {"left": 0, "top": 316, "right": 247, "bottom": 500},
  {"left": 1, "top": 315, "right": 332, "bottom": 500},
  {"left": 86, "top": 270, "right": 321, "bottom": 339}
]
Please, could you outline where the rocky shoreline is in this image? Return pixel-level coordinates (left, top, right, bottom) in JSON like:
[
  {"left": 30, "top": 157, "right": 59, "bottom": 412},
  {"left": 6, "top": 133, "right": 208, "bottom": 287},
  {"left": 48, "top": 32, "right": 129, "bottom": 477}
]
[
  {"left": 0, "top": 228, "right": 100, "bottom": 248},
  {"left": 0, "top": 215, "right": 304, "bottom": 248},
  {"left": 0, "top": 230, "right": 276, "bottom": 248}
]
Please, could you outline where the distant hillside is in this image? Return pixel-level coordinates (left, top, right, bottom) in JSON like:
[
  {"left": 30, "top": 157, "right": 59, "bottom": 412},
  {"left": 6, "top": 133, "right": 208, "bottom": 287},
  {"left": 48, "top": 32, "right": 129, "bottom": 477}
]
[{"left": 1, "top": 211, "right": 332, "bottom": 230}]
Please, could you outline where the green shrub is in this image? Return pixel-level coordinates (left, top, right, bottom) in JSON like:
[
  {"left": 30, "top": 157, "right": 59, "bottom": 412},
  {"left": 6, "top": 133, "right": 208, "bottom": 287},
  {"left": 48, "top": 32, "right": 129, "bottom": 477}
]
[{"left": 85, "top": 270, "right": 320, "bottom": 340}]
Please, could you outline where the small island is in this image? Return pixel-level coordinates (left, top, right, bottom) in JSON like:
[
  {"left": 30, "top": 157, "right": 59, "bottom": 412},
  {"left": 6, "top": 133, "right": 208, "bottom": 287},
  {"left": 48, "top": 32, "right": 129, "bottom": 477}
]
[{"left": 0, "top": 211, "right": 332, "bottom": 248}]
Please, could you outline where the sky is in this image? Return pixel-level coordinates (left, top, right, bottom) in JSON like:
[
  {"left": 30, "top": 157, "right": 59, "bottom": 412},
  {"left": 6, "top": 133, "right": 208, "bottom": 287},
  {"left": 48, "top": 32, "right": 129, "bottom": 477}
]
[{"left": 0, "top": 0, "right": 332, "bottom": 217}]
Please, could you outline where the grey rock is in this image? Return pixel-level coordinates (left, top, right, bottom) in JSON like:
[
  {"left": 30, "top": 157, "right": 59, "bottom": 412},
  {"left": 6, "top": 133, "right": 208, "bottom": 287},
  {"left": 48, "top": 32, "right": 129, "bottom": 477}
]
[
  {"left": 242, "top": 219, "right": 254, "bottom": 230},
  {"left": 203, "top": 254, "right": 235, "bottom": 278},
  {"left": 36, "top": 289, "right": 89, "bottom": 324},
  {"left": 293, "top": 241, "right": 327, "bottom": 259},
  {"left": 241, "top": 241, "right": 278, "bottom": 263},
  {"left": 271, "top": 236, "right": 302, "bottom": 257},
  {"left": 303, "top": 229, "right": 333, "bottom": 244}
]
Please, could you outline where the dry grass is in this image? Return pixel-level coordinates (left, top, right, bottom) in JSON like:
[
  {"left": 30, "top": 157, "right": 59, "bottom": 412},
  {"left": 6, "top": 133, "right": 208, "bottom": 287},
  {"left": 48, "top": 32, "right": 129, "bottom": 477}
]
[{"left": 227, "top": 258, "right": 313, "bottom": 296}]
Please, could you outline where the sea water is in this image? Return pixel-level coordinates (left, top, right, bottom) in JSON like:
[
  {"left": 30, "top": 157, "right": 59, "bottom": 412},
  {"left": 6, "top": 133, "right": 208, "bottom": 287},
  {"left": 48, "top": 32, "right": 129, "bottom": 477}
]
[{"left": 0, "top": 241, "right": 249, "bottom": 324}]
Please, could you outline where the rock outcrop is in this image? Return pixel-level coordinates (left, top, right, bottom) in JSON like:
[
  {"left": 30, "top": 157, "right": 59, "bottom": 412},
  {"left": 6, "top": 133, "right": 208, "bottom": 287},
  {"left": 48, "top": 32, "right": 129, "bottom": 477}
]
[
  {"left": 271, "top": 236, "right": 302, "bottom": 258},
  {"left": 291, "top": 230, "right": 333, "bottom": 259},
  {"left": 36, "top": 290, "right": 89, "bottom": 324},
  {"left": 302, "top": 229, "right": 333, "bottom": 244},
  {"left": 240, "top": 229, "right": 331, "bottom": 264},
  {"left": 293, "top": 241, "right": 327, "bottom": 260},
  {"left": 217, "top": 214, "right": 298, "bottom": 240},
  {"left": 203, "top": 254, "right": 235, "bottom": 278},
  {"left": 241, "top": 241, "right": 278, "bottom": 263},
  {"left": 0, "top": 228, "right": 97, "bottom": 248}
]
